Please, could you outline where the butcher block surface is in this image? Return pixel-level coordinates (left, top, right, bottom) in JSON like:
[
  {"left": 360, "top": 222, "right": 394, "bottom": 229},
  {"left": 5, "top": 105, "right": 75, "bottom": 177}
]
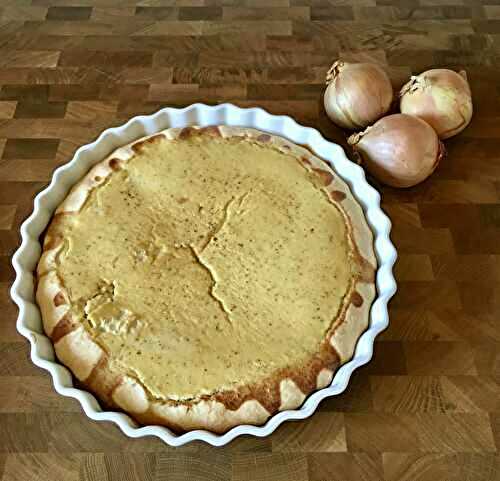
[{"left": 1, "top": 1, "right": 500, "bottom": 480}]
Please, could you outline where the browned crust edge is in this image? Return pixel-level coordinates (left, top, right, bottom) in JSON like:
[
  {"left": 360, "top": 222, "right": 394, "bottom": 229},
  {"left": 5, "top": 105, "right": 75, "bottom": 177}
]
[{"left": 36, "top": 125, "right": 377, "bottom": 434}]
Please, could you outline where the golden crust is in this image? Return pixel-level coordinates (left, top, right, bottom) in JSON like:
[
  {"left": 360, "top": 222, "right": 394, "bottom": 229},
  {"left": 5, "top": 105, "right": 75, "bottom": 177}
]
[{"left": 36, "top": 125, "right": 376, "bottom": 433}]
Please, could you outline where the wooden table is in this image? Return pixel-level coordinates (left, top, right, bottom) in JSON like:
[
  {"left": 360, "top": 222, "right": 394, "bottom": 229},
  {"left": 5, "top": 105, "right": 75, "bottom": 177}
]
[{"left": 1, "top": 1, "right": 499, "bottom": 480}]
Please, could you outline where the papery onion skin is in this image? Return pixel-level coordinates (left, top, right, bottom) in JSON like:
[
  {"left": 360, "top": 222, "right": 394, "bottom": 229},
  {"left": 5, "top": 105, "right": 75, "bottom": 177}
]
[
  {"left": 348, "top": 114, "right": 445, "bottom": 188},
  {"left": 400, "top": 69, "right": 473, "bottom": 139},
  {"left": 324, "top": 61, "right": 393, "bottom": 130}
]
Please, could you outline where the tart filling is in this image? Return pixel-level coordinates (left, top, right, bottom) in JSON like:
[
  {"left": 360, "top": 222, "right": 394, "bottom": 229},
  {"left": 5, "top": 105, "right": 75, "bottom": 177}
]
[{"left": 37, "top": 126, "right": 376, "bottom": 432}]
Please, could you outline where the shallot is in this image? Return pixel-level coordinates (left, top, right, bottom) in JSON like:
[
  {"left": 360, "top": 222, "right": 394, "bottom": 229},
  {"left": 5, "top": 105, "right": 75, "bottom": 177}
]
[
  {"left": 324, "top": 61, "right": 393, "bottom": 130},
  {"left": 348, "top": 114, "right": 445, "bottom": 188},
  {"left": 400, "top": 69, "right": 473, "bottom": 139}
]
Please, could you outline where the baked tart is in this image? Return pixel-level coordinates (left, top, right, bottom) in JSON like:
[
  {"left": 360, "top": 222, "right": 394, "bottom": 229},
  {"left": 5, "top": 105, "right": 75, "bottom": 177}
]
[{"left": 36, "top": 126, "right": 376, "bottom": 433}]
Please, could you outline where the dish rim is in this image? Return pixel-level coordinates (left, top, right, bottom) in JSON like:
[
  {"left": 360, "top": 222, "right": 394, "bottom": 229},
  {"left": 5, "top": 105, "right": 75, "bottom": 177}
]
[{"left": 11, "top": 103, "right": 397, "bottom": 447}]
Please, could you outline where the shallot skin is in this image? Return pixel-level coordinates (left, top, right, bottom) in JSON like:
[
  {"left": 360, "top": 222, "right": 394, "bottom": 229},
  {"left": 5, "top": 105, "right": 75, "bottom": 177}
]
[
  {"left": 348, "top": 114, "right": 445, "bottom": 188},
  {"left": 400, "top": 69, "right": 473, "bottom": 139},
  {"left": 324, "top": 61, "right": 393, "bottom": 130}
]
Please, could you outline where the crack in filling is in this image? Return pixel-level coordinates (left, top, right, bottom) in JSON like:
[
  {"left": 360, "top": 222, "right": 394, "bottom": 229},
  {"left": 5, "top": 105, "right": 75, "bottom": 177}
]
[
  {"left": 197, "top": 191, "right": 251, "bottom": 253},
  {"left": 189, "top": 244, "right": 234, "bottom": 325},
  {"left": 83, "top": 280, "right": 146, "bottom": 338},
  {"left": 186, "top": 190, "right": 252, "bottom": 324}
]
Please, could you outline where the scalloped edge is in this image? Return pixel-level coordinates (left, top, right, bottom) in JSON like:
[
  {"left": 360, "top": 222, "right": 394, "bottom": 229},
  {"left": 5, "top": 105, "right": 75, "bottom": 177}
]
[{"left": 11, "top": 103, "right": 397, "bottom": 447}]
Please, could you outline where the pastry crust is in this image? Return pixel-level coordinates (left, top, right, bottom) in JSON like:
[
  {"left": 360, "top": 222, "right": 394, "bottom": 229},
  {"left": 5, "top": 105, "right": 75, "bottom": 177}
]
[{"left": 36, "top": 125, "right": 376, "bottom": 433}]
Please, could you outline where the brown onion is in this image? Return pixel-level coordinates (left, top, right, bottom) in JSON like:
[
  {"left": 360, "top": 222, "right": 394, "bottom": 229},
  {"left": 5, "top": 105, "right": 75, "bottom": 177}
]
[
  {"left": 324, "top": 61, "right": 393, "bottom": 130},
  {"left": 348, "top": 114, "right": 445, "bottom": 188},
  {"left": 400, "top": 69, "right": 473, "bottom": 139}
]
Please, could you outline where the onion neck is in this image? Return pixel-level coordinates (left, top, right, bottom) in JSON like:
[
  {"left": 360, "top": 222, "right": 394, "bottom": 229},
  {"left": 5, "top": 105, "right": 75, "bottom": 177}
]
[
  {"left": 399, "top": 75, "right": 423, "bottom": 96},
  {"left": 326, "top": 60, "right": 344, "bottom": 85},
  {"left": 347, "top": 126, "right": 371, "bottom": 146}
]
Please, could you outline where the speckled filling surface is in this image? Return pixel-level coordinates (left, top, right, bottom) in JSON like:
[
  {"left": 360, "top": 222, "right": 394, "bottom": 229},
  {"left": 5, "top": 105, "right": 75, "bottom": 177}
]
[{"left": 54, "top": 134, "right": 353, "bottom": 400}]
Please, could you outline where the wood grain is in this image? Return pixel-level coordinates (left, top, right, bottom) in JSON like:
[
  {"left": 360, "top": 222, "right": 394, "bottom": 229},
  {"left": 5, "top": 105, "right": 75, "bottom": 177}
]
[{"left": 1, "top": 1, "right": 499, "bottom": 480}]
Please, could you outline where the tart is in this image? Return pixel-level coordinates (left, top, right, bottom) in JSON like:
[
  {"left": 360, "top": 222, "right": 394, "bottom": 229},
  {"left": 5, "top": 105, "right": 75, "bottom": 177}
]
[{"left": 36, "top": 126, "right": 376, "bottom": 433}]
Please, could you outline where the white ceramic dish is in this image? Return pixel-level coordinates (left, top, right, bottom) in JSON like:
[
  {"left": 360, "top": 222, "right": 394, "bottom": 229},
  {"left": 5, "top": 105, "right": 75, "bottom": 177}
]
[{"left": 11, "top": 103, "right": 397, "bottom": 447}]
